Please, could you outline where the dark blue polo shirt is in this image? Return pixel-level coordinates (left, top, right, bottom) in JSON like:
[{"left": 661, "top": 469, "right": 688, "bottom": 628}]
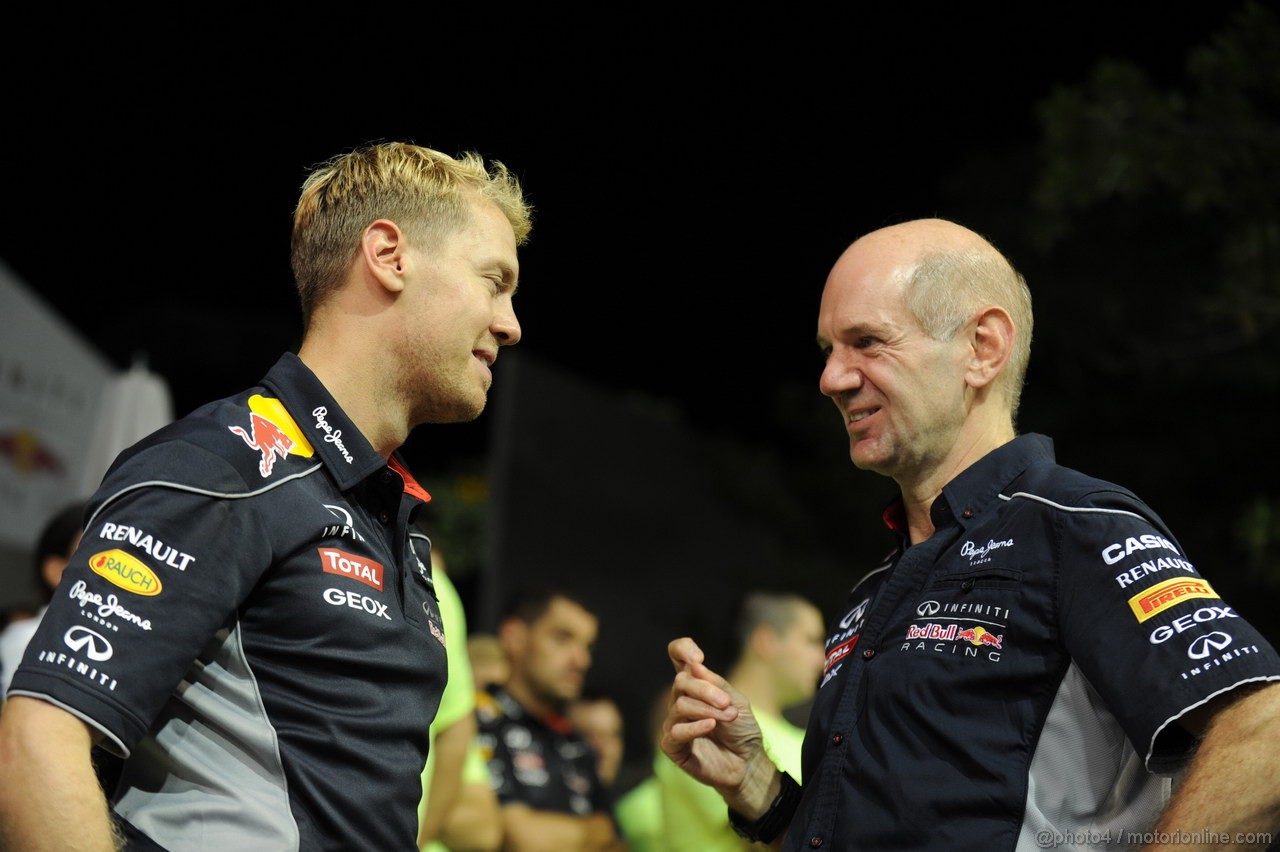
[
  {"left": 9, "top": 352, "right": 448, "bottom": 851},
  {"left": 785, "top": 434, "right": 1280, "bottom": 851},
  {"left": 475, "top": 683, "right": 614, "bottom": 818}
]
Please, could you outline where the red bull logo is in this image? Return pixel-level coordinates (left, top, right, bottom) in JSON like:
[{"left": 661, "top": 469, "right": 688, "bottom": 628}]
[
  {"left": 227, "top": 395, "right": 314, "bottom": 478},
  {"left": 0, "top": 429, "right": 64, "bottom": 476},
  {"left": 907, "top": 622, "right": 1004, "bottom": 649},
  {"left": 1128, "top": 577, "right": 1218, "bottom": 623},
  {"left": 957, "top": 626, "right": 1003, "bottom": 649}
]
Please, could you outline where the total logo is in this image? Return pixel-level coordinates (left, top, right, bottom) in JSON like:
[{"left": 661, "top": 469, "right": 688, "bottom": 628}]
[
  {"left": 824, "top": 598, "right": 871, "bottom": 686},
  {"left": 323, "top": 587, "right": 391, "bottom": 620},
  {"left": 318, "top": 547, "right": 384, "bottom": 591}
]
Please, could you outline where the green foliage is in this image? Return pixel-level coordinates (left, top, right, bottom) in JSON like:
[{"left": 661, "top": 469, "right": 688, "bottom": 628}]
[
  {"left": 418, "top": 469, "right": 491, "bottom": 582},
  {"left": 1033, "top": 1, "right": 1280, "bottom": 344},
  {"left": 1025, "top": 1, "right": 1280, "bottom": 596}
]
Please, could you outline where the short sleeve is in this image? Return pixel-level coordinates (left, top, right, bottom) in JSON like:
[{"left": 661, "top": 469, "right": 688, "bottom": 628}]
[
  {"left": 1055, "top": 489, "right": 1280, "bottom": 772},
  {"left": 8, "top": 452, "right": 271, "bottom": 755}
]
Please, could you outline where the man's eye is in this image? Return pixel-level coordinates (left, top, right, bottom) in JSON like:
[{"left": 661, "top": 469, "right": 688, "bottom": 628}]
[{"left": 855, "top": 336, "right": 879, "bottom": 349}]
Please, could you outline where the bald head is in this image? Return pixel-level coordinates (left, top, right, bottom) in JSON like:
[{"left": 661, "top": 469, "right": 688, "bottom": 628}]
[
  {"left": 836, "top": 218, "right": 1033, "bottom": 419},
  {"left": 846, "top": 218, "right": 993, "bottom": 255}
]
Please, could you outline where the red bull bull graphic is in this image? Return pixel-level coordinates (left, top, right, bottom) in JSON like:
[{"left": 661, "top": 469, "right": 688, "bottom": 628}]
[
  {"left": 228, "top": 395, "right": 314, "bottom": 478},
  {"left": 963, "top": 626, "right": 1003, "bottom": 648},
  {"left": 0, "top": 429, "right": 64, "bottom": 475},
  {"left": 1128, "top": 577, "right": 1218, "bottom": 623}
]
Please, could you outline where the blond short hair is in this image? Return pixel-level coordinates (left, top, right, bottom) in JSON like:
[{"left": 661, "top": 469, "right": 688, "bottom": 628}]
[{"left": 291, "top": 141, "right": 532, "bottom": 323}]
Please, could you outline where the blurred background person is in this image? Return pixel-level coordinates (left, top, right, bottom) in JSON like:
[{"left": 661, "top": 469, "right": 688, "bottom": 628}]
[
  {"left": 475, "top": 587, "right": 624, "bottom": 852},
  {"left": 654, "top": 591, "right": 825, "bottom": 851},
  {"left": 467, "top": 632, "right": 510, "bottom": 692},
  {"left": 419, "top": 538, "right": 502, "bottom": 852},
  {"left": 0, "top": 500, "right": 85, "bottom": 702},
  {"left": 567, "top": 692, "right": 625, "bottom": 790},
  {"left": 613, "top": 687, "right": 671, "bottom": 852}
]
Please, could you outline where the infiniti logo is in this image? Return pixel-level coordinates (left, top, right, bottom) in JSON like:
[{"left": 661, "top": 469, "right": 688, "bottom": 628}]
[
  {"left": 1188, "top": 632, "right": 1233, "bottom": 660},
  {"left": 325, "top": 504, "right": 354, "bottom": 525},
  {"left": 839, "top": 598, "right": 871, "bottom": 629},
  {"left": 64, "top": 626, "right": 114, "bottom": 661},
  {"left": 917, "top": 600, "right": 941, "bottom": 617}
]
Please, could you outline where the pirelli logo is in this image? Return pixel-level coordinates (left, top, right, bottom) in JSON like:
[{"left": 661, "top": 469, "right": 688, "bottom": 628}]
[{"left": 1128, "top": 577, "right": 1218, "bottom": 623}]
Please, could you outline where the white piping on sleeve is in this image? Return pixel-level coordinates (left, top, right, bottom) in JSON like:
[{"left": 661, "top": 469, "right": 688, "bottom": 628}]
[
  {"left": 1146, "top": 675, "right": 1280, "bottom": 769},
  {"left": 999, "top": 491, "right": 1148, "bottom": 521},
  {"left": 85, "top": 465, "right": 325, "bottom": 528}
]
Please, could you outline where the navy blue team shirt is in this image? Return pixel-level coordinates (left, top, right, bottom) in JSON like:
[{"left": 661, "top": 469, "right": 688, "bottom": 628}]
[
  {"left": 9, "top": 352, "right": 448, "bottom": 851},
  {"left": 784, "top": 434, "right": 1280, "bottom": 851}
]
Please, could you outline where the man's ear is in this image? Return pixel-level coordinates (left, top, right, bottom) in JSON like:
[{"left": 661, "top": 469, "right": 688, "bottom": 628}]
[
  {"left": 749, "top": 625, "right": 779, "bottom": 661},
  {"left": 964, "top": 305, "right": 1015, "bottom": 391},
  {"left": 360, "top": 219, "right": 408, "bottom": 293},
  {"left": 498, "top": 617, "right": 527, "bottom": 660},
  {"left": 41, "top": 555, "right": 68, "bottom": 592}
]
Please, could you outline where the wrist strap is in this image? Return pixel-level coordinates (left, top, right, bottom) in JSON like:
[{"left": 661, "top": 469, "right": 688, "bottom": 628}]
[{"left": 727, "top": 771, "right": 802, "bottom": 844}]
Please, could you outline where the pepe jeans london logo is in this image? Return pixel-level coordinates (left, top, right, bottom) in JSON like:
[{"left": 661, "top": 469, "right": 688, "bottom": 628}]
[
  {"left": 313, "top": 407, "right": 355, "bottom": 465},
  {"left": 959, "top": 538, "right": 1014, "bottom": 565}
]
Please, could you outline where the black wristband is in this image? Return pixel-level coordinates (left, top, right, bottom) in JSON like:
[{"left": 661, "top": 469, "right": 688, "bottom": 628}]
[{"left": 727, "top": 771, "right": 802, "bottom": 844}]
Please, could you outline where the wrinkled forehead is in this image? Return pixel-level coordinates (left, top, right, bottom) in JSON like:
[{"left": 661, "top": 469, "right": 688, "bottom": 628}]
[{"left": 819, "top": 241, "right": 915, "bottom": 319}]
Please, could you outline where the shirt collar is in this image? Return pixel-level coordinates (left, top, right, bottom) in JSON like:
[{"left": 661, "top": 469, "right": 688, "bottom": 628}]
[
  {"left": 934, "top": 433, "right": 1055, "bottom": 530},
  {"left": 259, "top": 352, "right": 392, "bottom": 492},
  {"left": 878, "top": 434, "right": 1055, "bottom": 534}
]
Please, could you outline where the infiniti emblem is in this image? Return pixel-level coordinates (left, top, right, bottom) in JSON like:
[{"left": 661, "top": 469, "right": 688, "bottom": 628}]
[
  {"left": 1188, "top": 632, "right": 1233, "bottom": 660},
  {"left": 64, "top": 626, "right": 114, "bottom": 662}
]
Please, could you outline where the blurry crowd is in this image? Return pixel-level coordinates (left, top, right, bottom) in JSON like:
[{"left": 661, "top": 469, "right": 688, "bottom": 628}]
[{"left": 417, "top": 539, "right": 827, "bottom": 852}]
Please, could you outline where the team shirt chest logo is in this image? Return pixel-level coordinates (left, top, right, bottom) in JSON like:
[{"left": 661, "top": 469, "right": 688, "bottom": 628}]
[
  {"left": 959, "top": 537, "right": 1015, "bottom": 566},
  {"left": 319, "top": 547, "right": 384, "bottom": 591},
  {"left": 823, "top": 597, "right": 871, "bottom": 687},
  {"left": 902, "top": 598, "right": 1010, "bottom": 662},
  {"left": 228, "top": 395, "right": 314, "bottom": 478}
]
